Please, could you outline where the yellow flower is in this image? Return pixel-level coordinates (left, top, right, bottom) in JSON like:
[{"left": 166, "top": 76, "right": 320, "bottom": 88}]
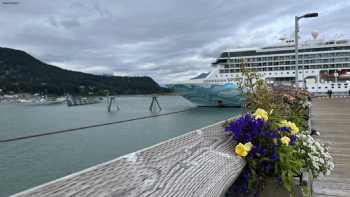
[
  {"left": 244, "top": 142, "right": 253, "bottom": 152},
  {"left": 235, "top": 143, "right": 248, "bottom": 157},
  {"left": 281, "top": 136, "right": 290, "bottom": 145},
  {"left": 253, "top": 108, "right": 268, "bottom": 121},
  {"left": 289, "top": 122, "right": 299, "bottom": 135},
  {"left": 279, "top": 120, "right": 299, "bottom": 135},
  {"left": 280, "top": 120, "right": 288, "bottom": 126},
  {"left": 235, "top": 142, "right": 253, "bottom": 157}
]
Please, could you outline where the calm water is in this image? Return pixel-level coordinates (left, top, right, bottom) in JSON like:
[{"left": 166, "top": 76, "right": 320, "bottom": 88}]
[{"left": 0, "top": 96, "right": 241, "bottom": 196}]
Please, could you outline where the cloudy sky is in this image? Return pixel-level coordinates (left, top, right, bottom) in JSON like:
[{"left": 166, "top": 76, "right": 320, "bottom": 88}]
[{"left": 1, "top": 0, "right": 350, "bottom": 84}]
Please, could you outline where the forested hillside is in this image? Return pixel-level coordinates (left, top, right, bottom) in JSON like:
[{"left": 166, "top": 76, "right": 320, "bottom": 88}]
[{"left": 0, "top": 47, "right": 164, "bottom": 95}]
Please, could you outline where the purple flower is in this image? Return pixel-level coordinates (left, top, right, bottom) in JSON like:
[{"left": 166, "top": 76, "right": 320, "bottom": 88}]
[
  {"left": 289, "top": 135, "right": 297, "bottom": 145},
  {"left": 271, "top": 152, "right": 278, "bottom": 161},
  {"left": 224, "top": 114, "right": 265, "bottom": 143},
  {"left": 224, "top": 112, "right": 287, "bottom": 196},
  {"left": 278, "top": 127, "right": 290, "bottom": 132}
]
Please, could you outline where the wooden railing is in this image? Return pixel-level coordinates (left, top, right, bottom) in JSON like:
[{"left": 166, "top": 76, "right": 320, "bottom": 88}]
[{"left": 11, "top": 120, "right": 245, "bottom": 197}]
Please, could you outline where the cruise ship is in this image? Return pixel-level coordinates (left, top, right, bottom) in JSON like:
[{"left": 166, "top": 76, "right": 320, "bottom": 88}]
[{"left": 169, "top": 33, "right": 350, "bottom": 107}]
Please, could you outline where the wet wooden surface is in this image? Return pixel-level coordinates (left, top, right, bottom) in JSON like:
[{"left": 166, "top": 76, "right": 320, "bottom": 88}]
[
  {"left": 312, "top": 97, "right": 350, "bottom": 197},
  {"left": 11, "top": 120, "right": 245, "bottom": 197}
]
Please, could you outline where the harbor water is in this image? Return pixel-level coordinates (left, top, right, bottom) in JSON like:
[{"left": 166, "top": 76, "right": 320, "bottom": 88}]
[{"left": 0, "top": 96, "right": 242, "bottom": 196}]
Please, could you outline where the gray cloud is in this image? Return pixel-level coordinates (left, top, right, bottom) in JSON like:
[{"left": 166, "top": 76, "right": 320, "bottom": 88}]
[{"left": 1, "top": 0, "right": 350, "bottom": 84}]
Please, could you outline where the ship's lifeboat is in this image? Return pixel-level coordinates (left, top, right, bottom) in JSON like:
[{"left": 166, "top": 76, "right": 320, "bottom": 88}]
[
  {"left": 320, "top": 70, "right": 350, "bottom": 79},
  {"left": 338, "top": 72, "right": 350, "bottom": 79}
]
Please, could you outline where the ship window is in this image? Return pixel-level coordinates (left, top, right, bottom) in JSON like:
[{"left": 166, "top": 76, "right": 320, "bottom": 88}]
[
  {"left": 312, "top": 87, "right": 315, "bottom": 89},
  {"left": 292, "top": 72, "right": 295, "bottom": 74},
  {"left": 318, "top": 87, "right": 321, "bottom": 89},
  {"left": 287, "top": 72, "right": 289, "bottom": 74},
  {"left": 325, "top": 87, "right": 328, "bottom": 89},
  {"left": 221, "top": 52, "right": 229, "bottom": 58}
]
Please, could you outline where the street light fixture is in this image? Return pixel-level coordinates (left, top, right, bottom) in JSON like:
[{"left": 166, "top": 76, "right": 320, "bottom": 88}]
[
  {"left": 295, "top": 12, "right": 318, "bottom": 89},
  {"left": 302, "top": 13, "right": 319, "bottom": 18}
]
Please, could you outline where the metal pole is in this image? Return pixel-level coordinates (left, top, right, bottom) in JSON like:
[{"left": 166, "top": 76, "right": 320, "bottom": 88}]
[{"left": 295, "top": 16, "right": 299, "bottom": 88}]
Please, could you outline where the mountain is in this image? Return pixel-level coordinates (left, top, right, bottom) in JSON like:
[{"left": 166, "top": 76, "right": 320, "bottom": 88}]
[{"left": 0, "top": 47, "right": 165, "bottom": 95}]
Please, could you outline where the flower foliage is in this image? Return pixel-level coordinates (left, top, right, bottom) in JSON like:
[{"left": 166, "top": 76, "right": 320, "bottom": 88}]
[{"left": 225, "top": 109, "right": 305, "bottom": 196}]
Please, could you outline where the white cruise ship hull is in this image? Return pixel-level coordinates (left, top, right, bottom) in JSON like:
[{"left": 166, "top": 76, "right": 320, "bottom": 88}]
[{"left": 168, "top": 83, "right": 243, "bottom": 107}]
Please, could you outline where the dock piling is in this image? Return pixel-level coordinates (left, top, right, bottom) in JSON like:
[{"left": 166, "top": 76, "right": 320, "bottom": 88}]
[
  {"left": 149, "top": 96, "right": 162, "bottom": 112},
  {"left": 107, "top": 96, "right": 120, "bottom": 112}
]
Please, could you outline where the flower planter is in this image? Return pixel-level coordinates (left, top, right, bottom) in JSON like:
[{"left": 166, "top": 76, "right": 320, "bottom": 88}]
[
  {"left": 254, "top": 178, "right": 305, "bottom": 197},
  {"left": 232, "top": 171, "right": 313, "bottom": 197}
]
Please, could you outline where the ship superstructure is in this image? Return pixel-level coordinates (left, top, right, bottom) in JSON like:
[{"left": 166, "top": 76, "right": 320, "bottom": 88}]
[
  {"left": 211, "top": 34, "right": 350, "bottom": 93},
  {"left": 170, "top": 34, "right": 350, "bottom": 107}
]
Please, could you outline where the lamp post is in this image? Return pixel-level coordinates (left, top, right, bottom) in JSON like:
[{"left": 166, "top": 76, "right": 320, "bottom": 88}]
[{"left": 295, "top": 12, "right": 318, "bottom": 89}]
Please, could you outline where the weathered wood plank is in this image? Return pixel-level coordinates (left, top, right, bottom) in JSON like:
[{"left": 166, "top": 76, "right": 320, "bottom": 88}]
[
  {"left": 11, "top": 120, "right": 245, "bottom": 197},
  {"left": 312, "top": 98, "right": 350, "bottom": 197}
]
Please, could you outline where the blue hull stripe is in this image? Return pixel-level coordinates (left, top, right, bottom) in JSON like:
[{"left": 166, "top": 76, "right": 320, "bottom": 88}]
[{"left": 169, "top": 83, "right": 243, "bottom": 107}]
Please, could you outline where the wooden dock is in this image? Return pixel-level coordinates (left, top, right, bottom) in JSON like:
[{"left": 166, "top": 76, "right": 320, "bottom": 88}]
[
  {"left": 11, "top": 120, "right": 245, "bottom": 197},
  {"left": 312, "top": 97, "right": 350, "bottom": 197}
]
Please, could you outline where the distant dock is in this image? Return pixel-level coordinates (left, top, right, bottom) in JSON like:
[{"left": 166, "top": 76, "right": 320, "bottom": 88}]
[
  {"left": 66, "top": 95, "right": 102, "bottom": 107},
  {"left": 312, "top": 97, "right": 350, "bottom": 196}
]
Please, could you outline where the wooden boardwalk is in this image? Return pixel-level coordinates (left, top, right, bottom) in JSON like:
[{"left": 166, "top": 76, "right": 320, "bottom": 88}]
[
  {"left": 11, "top": 120, "right": 245, "bottom": 197},
  {"left": 312, "top": 97, "right": 350, "bottom": 197}
]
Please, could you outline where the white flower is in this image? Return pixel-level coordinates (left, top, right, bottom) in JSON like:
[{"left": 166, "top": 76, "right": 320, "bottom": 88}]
[
  {"left": 319, "top": 158, "right": 325, "bottom": 164},
  {"left": 298, "top": 133, "right": 334, "bottom": 178}
]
